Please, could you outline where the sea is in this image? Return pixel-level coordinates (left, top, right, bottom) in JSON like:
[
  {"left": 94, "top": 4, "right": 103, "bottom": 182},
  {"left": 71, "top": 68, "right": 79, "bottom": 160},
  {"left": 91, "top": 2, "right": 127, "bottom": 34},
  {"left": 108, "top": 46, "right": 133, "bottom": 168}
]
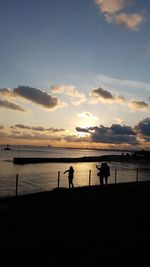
[{"left": 0, "top": 145, "right": 150, "bottom": 198}]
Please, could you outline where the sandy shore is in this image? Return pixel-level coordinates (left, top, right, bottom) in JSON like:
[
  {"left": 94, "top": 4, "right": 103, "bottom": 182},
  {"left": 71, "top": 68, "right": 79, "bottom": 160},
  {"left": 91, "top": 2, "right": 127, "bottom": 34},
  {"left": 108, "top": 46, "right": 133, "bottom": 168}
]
[{"left": 0, "top": 181, "right": 150, "bottom": 266}]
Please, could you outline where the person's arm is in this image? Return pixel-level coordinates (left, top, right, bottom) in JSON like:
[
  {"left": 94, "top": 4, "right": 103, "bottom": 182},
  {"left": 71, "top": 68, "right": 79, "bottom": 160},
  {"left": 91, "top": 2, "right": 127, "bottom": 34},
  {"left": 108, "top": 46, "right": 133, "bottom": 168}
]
[
  {"left": 96, "top": 165, "right": 100, "bottom": 170},
  {"left": 64, "top": 170, "right": 68, "bottom": 174}
]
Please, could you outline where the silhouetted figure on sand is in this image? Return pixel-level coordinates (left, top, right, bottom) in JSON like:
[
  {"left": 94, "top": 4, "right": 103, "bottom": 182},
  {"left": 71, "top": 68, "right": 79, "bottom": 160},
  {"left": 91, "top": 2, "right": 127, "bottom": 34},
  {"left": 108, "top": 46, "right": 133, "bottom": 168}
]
[
  {"left": 64, "top": 166, "right": 74, "bottom": 188},
  {"left": 96, "top": 162, "right": 110, "bottom": 185}
]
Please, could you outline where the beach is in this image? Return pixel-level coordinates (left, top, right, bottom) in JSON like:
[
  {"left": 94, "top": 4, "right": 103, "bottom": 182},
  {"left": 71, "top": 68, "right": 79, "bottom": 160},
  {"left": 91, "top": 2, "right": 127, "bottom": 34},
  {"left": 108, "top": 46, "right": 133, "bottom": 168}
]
[{"left": 0, "top": 181, "right": 150, "bottom": 266}]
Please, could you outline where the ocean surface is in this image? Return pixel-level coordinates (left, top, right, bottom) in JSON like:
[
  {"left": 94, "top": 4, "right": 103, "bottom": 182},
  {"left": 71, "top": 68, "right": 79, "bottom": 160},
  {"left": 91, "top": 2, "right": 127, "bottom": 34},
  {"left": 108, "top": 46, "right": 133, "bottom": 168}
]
[{"left": 0, "top": 145, "right": 150, "bottom": 197}]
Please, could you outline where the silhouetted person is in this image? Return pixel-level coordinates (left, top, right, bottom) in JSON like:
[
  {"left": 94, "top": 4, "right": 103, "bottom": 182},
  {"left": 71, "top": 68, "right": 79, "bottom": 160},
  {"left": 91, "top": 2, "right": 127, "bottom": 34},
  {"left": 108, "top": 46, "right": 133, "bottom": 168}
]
[
  {"left": 96, "top": 163, "right": 105, "bottom": 186},
  {"left": 64, "top": 166, "right": 74, "bottom": 188},
  {"left": 103, "top": 162, "right": 110, "bottom": 185}
]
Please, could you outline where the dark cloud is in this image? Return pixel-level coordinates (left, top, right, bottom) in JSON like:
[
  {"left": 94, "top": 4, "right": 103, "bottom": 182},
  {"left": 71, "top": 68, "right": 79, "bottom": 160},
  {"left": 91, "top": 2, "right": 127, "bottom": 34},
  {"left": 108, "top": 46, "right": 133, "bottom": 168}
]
[
  {"left": 47, "top": 127, "right": 65, "bottom": 133},
  {"left": 14, "top": 86, "right": 60, "bottom": 109},
  {"left": 76, "top": 124, "right": 138, "bottom": 145},
  {"left": 135, "top": 118, "right": 150, "bottom": 136},
  {"left": 111, "top": 124, "right": 136, "bottom": 135},
  {"left": 11, "top": 124, "right": 31, "bottom": 130},
  {"left": 91, "top": 125, "right": 137, "bottom": 144},
  {"left": 0, "top": 98, "right": 26, "bottom": 112},
  {"left": 92, "top": 87, "right": 113, "bottom": 100},
  {"left": 11, "top": 124, "right": 65, "bottom": 132},
  {"left": 76, "top": 127, "right": 90, "bottom": 133},
  {"left": 0, "top": 88, "right": 14, "bottom": 96},
  {"left": 9, "top": 132, "right": 62, "bottom": 141},
  {"left": 130, "top": 101, "right": 149, "bottom": 110}
]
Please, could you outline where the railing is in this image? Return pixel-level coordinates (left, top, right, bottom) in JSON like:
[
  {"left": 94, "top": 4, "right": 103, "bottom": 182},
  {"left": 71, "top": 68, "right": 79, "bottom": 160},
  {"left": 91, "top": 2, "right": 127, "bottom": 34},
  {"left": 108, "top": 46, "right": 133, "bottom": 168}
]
[
  {"left": 2, "top": 167, "right": 150, "bottom": 198},
  {"left": 57, "top": 168, "right": 141, "bottom": 188}
]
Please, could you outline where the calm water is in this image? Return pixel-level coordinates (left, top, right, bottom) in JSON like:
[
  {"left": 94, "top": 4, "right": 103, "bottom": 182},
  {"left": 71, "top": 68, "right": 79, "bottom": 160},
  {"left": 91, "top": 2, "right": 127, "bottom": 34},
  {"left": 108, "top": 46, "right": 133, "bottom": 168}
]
[{"left": 0, "top": 145, "right": 150, "bottom": 197}]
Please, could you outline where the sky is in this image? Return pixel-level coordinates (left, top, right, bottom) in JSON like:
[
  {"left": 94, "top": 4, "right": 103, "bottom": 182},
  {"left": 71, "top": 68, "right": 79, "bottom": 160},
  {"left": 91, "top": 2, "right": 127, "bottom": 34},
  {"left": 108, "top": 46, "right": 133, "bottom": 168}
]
[{"left": 0, "top": 0, "right": 150, "bottom": 150}]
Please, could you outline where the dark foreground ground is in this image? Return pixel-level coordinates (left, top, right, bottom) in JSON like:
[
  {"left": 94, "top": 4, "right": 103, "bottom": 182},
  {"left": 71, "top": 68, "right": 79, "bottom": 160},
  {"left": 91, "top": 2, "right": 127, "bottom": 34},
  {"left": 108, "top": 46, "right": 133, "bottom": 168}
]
[{"left": 0, "top": 181, "right": 150, "bottom": 266}]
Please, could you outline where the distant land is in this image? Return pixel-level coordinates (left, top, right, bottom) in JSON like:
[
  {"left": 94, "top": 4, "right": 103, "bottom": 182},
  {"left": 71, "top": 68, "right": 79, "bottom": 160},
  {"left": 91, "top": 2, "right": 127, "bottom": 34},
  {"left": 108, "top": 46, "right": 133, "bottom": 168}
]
[{"left": 1, "top": 144, "right": 150, "bottom": 153}]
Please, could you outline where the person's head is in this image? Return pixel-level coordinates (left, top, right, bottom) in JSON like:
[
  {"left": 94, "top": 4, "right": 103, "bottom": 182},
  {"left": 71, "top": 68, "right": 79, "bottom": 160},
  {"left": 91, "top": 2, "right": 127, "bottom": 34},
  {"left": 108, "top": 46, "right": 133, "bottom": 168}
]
[{"left": 70, "top": 166, "right": 73, "bottom": 170}]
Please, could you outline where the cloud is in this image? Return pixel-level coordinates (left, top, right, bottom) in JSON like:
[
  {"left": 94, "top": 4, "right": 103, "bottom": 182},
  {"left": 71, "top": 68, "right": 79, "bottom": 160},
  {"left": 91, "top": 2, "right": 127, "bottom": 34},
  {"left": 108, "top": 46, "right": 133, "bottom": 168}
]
[
  {"left": 76, "top": 123, "right": 137, "bottom": 145},
  {"left": 96, "top": 74, "right": 150, "bottom": 92},
  {"left": 47, "top": 127, "right": 65, "bottom": 133},
  {"left": 11, "top": 124, "right": 31, "bottom": 130},
  {"left": 135, "top": 118, "right": 150, "bottom": 136},
  {"left": 95, "top": 0, "right": 126, "bottom": 13},
  {"left": 0, "top": 86, "right": 65, "bottom": 111},
  {"left": 91, "top": 87, "right": 126, "bottom": 105},
  {"left": 51, "top": 84, "right": 86, "bottom": 105},
  {"left": 0, "top": 88, "right": 14, "bottom": 97},
  {"left": 106, "top": 12, "right": 143, "bottom": 30},
  {"left": 63, "top": 134, "right": 90, "bottom": 143},
  {"left": 91, "top": 87, "right": 113, "bottom": 100},
  {"left": 93, "top": 74, "right": 150, "bottom": 109},
  {"left": 95, "top": 0, "right": 144, "bottom": 30},
  {"left": 114, "top": 118, "right": 124, "bottom": 124},
  {"left": 76, "top": 127, "right": 90, "bottom": 133},
  {"left": 129, "top": 100, "right": 149, "bottom": 111},
  {"left": 11, "top": 124, "right": 65, "bottom": 132},
  {"left": 51, "top": 84, "right": 76, "bottom": 95},
  {"left": 77, "top": 112, "right": 98, "bottom": 121},
  {"left": 9, "top": 132, "right": 62, "bottom": 141},
  {"left": 13, "top": 86, "right": 63, "bottom": 110},
  {"left": 116, "top": 95, "right": 126, "bottom": 103},
  {"left": 0, "top": 98, "right": 26, "bottom": 112},
  {"left": 0, "top": 125, "right": 4, "bottom": 130},
  {"left": 0, "top": 131, "right": 7, "bottom": 138},
  {"left": 111, "top": 124, "right": 136, "bottom": 135},
  {"left": 91, "top": 125, "right": 137, "bottom": 144}
]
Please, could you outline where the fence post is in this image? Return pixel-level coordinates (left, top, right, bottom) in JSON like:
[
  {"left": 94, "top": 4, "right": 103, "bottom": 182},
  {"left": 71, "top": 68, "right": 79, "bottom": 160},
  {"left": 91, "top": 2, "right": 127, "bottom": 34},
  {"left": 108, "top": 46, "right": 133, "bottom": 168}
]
[
  {"left": 89, "top": 170, "right": 91, "bottom": 186},
  {"left": 16, "top": 174, "right": 19, "bottom": 197},
  {"left": 136, "top": 168, "right": 139, "bottom": 182},
  {"left": 57, "top": 171, "right": 60, "bottom": 188},
  {"left": 115, "top": 169, "right": 117, "bottom": 184}
]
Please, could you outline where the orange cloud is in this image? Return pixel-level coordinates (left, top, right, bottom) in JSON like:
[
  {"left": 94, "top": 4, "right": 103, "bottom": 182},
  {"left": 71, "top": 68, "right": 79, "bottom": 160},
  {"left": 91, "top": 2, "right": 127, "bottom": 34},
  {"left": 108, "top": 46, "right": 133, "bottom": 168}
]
[
  {"left": 106, "top": 12, "right": 143, "bottom": 30},
  {"left": 95, "top": 0, "right": 125, "bottom": 13}
]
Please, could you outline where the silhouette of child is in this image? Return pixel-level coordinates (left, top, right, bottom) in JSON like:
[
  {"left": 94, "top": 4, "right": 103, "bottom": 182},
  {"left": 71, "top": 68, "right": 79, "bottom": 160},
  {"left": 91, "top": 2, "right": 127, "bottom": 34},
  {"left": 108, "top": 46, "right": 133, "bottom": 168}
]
[{"left": 64, "top": 166, "right": 74, "bottom": 188}]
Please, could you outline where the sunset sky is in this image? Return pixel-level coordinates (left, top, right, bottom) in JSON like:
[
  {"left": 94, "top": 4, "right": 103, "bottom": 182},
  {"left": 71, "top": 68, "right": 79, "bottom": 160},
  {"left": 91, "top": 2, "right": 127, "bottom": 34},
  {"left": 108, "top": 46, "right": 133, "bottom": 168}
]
[{"left": 0, "top": 0, "right": 150, "bottom": 149}]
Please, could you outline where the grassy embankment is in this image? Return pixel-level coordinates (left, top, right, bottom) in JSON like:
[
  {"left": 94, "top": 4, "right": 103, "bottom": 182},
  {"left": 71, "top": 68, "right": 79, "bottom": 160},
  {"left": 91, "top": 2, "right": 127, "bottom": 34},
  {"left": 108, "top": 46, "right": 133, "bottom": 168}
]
[{"left": 0, "top": 181, "right": 150, "bottom": 266}]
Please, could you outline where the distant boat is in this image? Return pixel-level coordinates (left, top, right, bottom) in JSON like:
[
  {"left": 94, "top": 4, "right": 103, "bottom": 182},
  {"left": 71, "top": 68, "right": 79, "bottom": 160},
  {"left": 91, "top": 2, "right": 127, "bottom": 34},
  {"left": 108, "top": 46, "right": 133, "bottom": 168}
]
[{"left": 3, "top": 144, "right": 12, "bottom": 150}]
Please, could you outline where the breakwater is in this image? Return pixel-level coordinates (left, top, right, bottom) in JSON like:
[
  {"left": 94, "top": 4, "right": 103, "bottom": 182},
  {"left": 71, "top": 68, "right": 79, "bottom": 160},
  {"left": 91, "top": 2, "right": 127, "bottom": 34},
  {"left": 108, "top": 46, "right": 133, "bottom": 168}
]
[
  {"left": 13, "top": 154, "right": 147, "bottom": 164},
  {"left": 13, "top": 156, "right": 101, "bottom": 164}
]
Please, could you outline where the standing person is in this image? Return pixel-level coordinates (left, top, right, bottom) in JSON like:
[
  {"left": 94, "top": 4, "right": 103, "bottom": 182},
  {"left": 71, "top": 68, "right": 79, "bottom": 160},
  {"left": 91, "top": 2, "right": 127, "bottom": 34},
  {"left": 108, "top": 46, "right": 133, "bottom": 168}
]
[
  {"left": 64, "top": 166, "right": 74, "bottom": 188},
  {"left": 96, "top": 163, "right": 105, "bottom": 186},
  {"left": 103, "top": 162, "right": 110, "bottom": 185}
]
